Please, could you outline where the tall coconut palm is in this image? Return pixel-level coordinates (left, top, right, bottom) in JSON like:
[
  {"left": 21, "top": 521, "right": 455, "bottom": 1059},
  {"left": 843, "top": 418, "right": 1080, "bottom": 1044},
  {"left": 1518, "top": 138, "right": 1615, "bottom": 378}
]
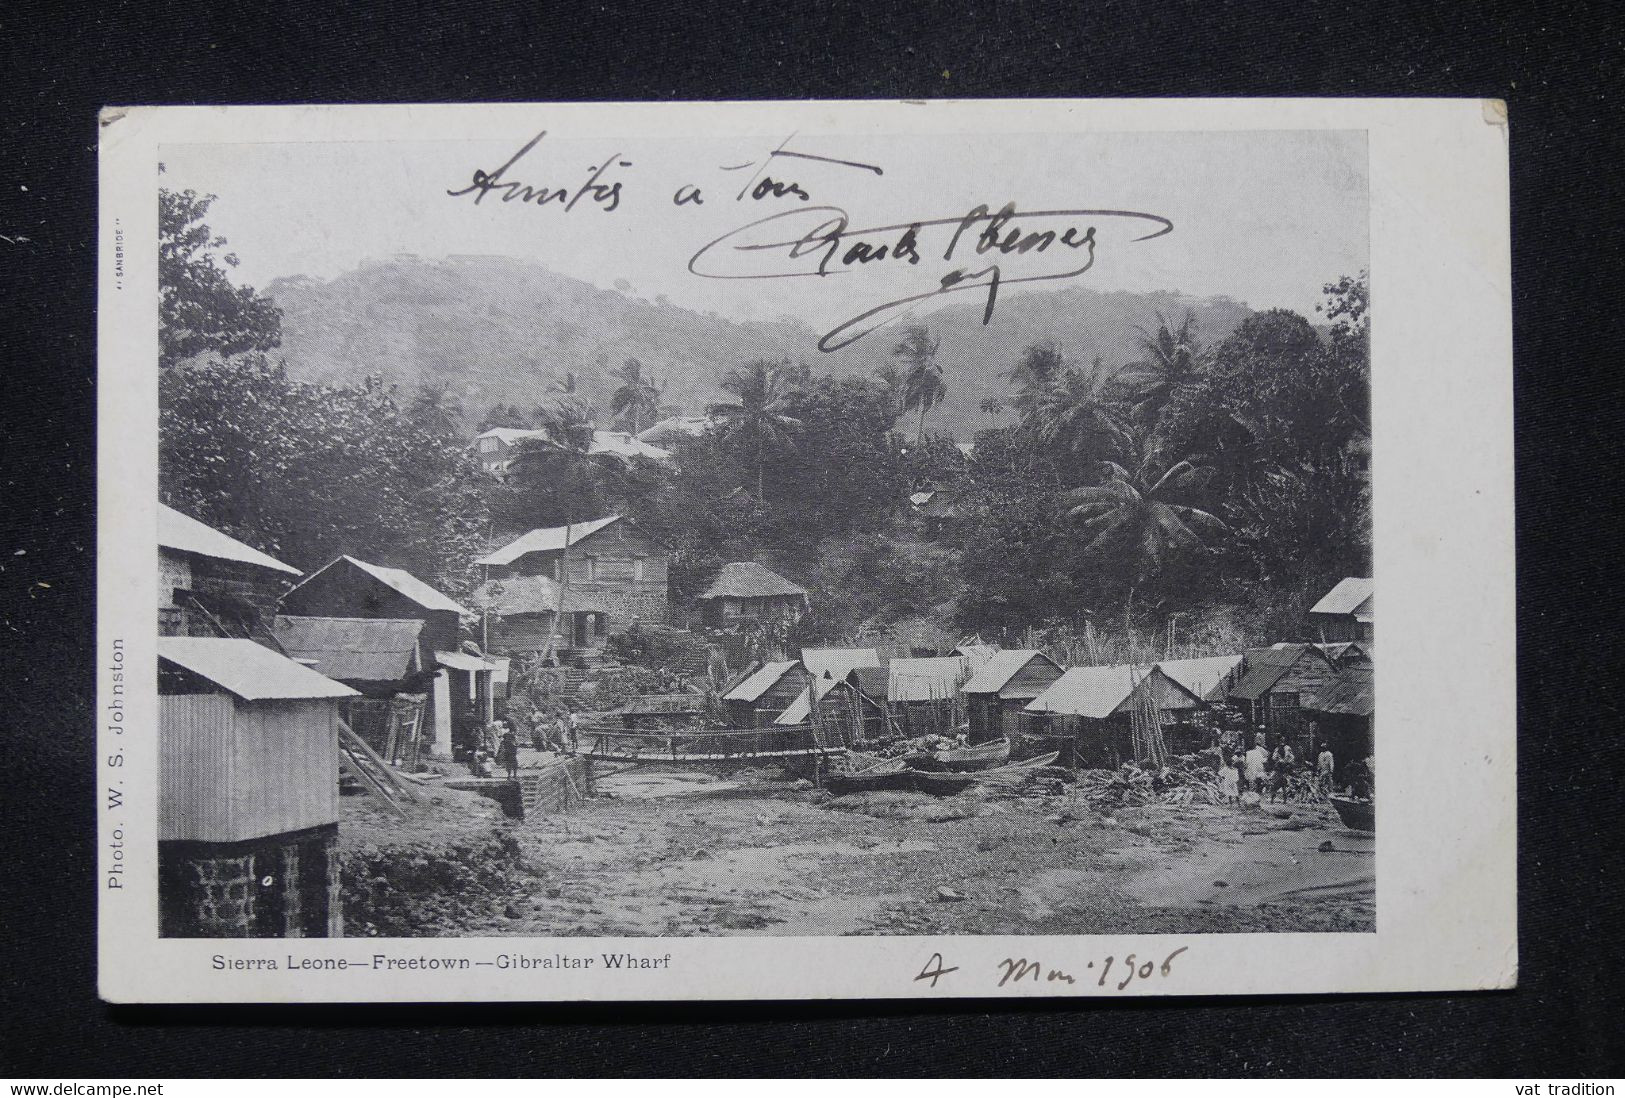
[
  {"left": 1063, "top": 437, "right": 1227, "bottom": 631},
  {"left": 706, "top": 359, "right": 803, "bottom": 500},
  {"left": 1123, "top": 311, "right": 1202, "bottom": 424},
  {"left": 872, "top": 362, "right": 908, "bottom": 426},
  {"left": 1005, "top": 340, "right": 1065, "bottom": 417},
  {"left": 608, "top": 357, "right": 663, "bottom": 435},
  {"left": 893, "top": 325, "right": 946, "bottom": 443},
  {"left": 1026, "top": 356, "right": 1128, "bottom": 461}
]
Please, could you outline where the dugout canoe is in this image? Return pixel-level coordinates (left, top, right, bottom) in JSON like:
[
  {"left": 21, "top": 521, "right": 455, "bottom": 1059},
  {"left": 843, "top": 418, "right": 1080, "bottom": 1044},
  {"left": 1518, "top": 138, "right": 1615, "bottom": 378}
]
[{"left": 1328, "top": 795, "right": 1375, "bottom": 832}]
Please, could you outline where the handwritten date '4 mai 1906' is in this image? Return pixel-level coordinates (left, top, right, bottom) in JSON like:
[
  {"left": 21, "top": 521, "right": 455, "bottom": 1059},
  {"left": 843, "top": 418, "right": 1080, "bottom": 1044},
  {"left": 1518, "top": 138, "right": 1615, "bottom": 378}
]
[
  {"left": 916, "top": 947, "right": 1190, "bottom": 992},
  {"left": 445, "top": 129, "right": 1174, "bottom": 353}
]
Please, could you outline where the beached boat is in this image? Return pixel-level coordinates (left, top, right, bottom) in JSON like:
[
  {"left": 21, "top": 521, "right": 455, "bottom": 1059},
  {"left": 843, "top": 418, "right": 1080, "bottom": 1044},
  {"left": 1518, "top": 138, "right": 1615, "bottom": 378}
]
[
  {"left": 936, "top": 737, "right": 1011, "bottom": 771},
  {"left": 1329, "top": 795, "right": 1375, "bottom": 832},
  {"left": 908, "top": 770, "right": 980, "bottom": 796},
  {"left": 825, "top": 757, "right": 914, "bottom": 796}
]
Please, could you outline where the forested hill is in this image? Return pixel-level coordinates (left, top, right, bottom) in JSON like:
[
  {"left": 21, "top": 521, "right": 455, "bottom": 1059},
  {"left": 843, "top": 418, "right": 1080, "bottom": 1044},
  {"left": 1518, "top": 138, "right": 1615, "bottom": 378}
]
[{"left": 265, "top": 255, "right": 1256, "bottom": 438}]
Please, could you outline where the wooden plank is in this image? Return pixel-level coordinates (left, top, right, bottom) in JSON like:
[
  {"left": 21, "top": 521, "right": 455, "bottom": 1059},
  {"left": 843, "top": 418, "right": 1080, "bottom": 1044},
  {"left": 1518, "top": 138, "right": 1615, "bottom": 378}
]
[
  {"left": 338, "top": 716, "right": 418, "bottom": 802},
  {"left": 339, "top": 750, "right": 406, "bottom": 817}
]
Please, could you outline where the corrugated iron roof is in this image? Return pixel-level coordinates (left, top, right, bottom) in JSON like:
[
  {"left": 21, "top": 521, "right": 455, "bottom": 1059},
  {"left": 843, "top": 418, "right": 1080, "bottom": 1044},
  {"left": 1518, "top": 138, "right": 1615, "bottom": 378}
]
[
  {"left": 159, "top": 637, "right": 358, "bottom": 701},
  {"left": 1311, "top": 666, "right": 1374, "bottom": 717},
  {"left": 1025, "top": 665, "right": 1159, "bottom": 719},
  {"left": 774, "top": 677, "right": 841, "bottom": 725},
  {"left": 1310, "top": 577, "right": 1374, "bottom": 616},
  {"left": 271, "top": 616, "right": 423, "bottom": 683},
  {"left": 476, "top": 517, "right": 623, "bottom": 566},
  {"left": 697, "top": 562, "right": 808, "bottom": 601},
  {"left": 468, "top": 575, "right": 612, "bottom": 616},
  {"left": 888, "top": 656, "right": 970, "bottom": 703},
  {"left": 1157, "top": 654, "right": 1246, "bottom": 702},
  {"left": 800, "top": 647, "right": 882, "bottom": 680},
  {"left": 342, "top": 557, "right": 470, "bottom": 615},
  {"left": 637, "top": 415, "right": 711, "bottom": 444},
  {"left": 962, "top": 650, "right": 1059, "bottom": 694},
  {"left": 723, "top": 660, "right": 801, "bottom": 702},
  {"left": 589, "top": 430, "right": 671, "bottom": 463},
  {"left": 158, "top": 505, "right": 300, "bottom": 575}
]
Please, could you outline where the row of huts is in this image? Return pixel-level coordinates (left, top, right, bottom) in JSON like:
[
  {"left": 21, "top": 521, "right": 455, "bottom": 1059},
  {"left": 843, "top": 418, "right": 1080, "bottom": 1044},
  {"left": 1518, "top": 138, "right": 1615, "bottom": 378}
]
[{"left": 716, "top": 578, "right": 1376, "bottom": 772}]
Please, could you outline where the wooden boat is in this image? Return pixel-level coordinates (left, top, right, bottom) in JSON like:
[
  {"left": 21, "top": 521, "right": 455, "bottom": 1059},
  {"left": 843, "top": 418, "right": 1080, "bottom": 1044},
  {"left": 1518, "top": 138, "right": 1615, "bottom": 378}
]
[
  {"left": 825, "top": 756, "right": 914, "bottom": 796},
  {"left": 908, "top": 769, "right": 980, "bottom": 796},
  {"left": 935, "top": 737, "right": 1011, "bottom": 771},
  {"left": 1328, "top": 795, "right": 1375, "bottom": 832}
]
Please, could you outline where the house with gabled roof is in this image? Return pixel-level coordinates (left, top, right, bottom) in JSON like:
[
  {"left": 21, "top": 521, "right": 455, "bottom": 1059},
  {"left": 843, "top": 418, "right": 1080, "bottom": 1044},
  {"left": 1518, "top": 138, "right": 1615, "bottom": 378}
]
[
  {"left": 158, "top": 504, "right": 301, "bottom": 646},
  {"left": 961, "top": 649, "right": 1064, "bottom": 743},
  {"left": 1309, "top": 577, "right": 1373, "bottom": 642},
  {"left": 1228, "top": 643, "right": 1341, "bottom": 750},
  {"left": 1024, "top": 664, "right": 1202, "bottom": 767},
  {"left": 774, "top": 670, "right": 886, "bottom": 745},
  {"left": 475, "top": 516, "right": 670, "bottom": 648},
  {"left": 279, "top": 555, "right": 490, "bottom": 759},
  {"left": 721, "top": 659, "right": 811, "bottom": 728}
]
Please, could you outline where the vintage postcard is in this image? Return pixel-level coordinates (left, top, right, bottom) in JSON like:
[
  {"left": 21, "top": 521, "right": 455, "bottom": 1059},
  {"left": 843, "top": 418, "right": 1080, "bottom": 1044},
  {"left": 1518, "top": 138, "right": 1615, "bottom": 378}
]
[{"left": 97, "top": 99, "right": 1514, "bottom": 1002}]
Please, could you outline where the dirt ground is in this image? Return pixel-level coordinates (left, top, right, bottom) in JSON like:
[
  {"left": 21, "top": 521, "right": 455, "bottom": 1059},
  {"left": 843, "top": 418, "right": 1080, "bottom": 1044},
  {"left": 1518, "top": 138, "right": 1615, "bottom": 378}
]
[{"left": 345, "top": 764, "right": 1374, "bottom": 937}]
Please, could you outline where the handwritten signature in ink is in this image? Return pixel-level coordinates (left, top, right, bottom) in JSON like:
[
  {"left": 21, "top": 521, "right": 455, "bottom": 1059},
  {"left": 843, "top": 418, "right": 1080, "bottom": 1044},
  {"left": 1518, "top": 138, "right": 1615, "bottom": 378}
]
[{"left": 689, "top": 202, "right": 1173, "bottom": 351}]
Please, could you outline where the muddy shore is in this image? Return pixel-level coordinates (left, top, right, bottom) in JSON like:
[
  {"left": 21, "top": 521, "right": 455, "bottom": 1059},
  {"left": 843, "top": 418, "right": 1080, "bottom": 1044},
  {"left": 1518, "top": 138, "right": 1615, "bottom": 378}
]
[{"left": 339, "top": 765, "right": 1374, "bottom": 937}]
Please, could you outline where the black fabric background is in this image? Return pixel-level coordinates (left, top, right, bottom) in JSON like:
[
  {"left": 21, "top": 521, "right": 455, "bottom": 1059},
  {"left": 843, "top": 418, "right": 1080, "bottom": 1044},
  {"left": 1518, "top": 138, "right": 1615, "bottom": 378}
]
[{"left": 1, "top": 0, "right": 1621, "bottom": 1077}]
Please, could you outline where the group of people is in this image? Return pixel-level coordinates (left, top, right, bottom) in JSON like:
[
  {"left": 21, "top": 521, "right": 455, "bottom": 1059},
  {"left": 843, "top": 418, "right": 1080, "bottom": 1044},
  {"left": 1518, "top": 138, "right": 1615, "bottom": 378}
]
[
  {"left": 529, "top": 707, "right": 582, "bottom": 758},
  {"left": 466, "top": 708, "right": 583, "bottom": 780},
  {"left": 1217, "top": 730, "right": 1337, "bottom": 805}
]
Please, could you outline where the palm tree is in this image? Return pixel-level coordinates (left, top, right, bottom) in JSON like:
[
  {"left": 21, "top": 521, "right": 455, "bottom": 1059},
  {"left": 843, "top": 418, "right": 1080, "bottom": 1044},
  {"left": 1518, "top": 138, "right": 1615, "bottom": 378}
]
[
  {"left": 894, "top": 325, "right": 946, "bottom": 443},
  {"left": 1026, "top": 356, "right": 1127, "bottom": 460},
  {"left": 1005, "top": 341, "right": 1066, "bottom": 417},
  {"left": 408, "top": 381, "right": 464, "bottom": 437},
  {"left": 706, "top": 359, "right": 803, "bottom": 500},
  {"left": 512, "top": 396, "right": 601, "bottom": 662},
  {"left": 1062, "top": 436, "right": 1227, "bottom": 632},
  {"left": 608, "top": 357, "right": 662, "bottom": 435},
  {"left": 872, "top": 363, "right": 907, "bottom": 426},
  {"left": 1122, "top": 312, "right": 1202, "bottom": 424}
]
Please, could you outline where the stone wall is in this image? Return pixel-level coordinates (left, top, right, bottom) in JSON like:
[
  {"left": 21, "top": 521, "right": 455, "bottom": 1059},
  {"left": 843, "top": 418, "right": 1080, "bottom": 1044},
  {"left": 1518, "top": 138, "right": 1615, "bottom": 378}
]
[{"left": 159, "top": 824, "right": 340, "bottom": 938}]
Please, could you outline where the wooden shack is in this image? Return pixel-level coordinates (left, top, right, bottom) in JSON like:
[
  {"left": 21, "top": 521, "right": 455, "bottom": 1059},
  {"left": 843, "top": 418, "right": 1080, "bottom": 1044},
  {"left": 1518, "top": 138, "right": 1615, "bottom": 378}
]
[
  {"left": 887, "top": 655, "right": 972, "bottom": 738},
  {"left": 1023, "top": 665, "right": 1202, "bottom": 768},
  {"left": 695, "top": 562, "right": 809, "bottom": 628},
  {"left": 960, "top": 649, "right": 1064, "bottom": 744},
  {"left": 775, "top": 671, "right": 887, "bottom": 746},
  {"left": 279, "top": 555, "right": 491, "bottom": 759},
  {"left": 157, "top": 637, "right": 356, "bottom": 938},
  {"left": 158, "top": 504, "right": 301, "bottom": 643},
  {"left": 1227, "top": 644, "right": 1341, "bottom": 754},
  {"left": 1308, "top": 577, "right": 1374, "bottom": 643},
  {"left": 1304, "top": 664, "right": 1374, "bottom": 785},
  {"left": 721, "top": 659, "right": 811, "bottom": 728}
]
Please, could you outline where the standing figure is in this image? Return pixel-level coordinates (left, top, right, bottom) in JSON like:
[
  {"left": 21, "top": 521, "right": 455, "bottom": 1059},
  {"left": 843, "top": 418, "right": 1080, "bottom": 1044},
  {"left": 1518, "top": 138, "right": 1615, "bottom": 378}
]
[
  {"left": 1218, "top": 754, "right": 1241, "bottom": 804},
  {"left": 1244, "top": 736, "right": 1269, "bottom": 795},
  {"left": 498, "top": 729, "right": 520, "bottom": 781}
]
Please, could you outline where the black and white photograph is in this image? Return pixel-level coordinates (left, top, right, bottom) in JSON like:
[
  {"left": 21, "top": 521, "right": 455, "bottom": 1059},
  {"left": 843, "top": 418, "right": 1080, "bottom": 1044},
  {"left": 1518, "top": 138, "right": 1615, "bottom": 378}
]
[{"left": 96, "top": 100, "right": 1513, "bottom": 1001}]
